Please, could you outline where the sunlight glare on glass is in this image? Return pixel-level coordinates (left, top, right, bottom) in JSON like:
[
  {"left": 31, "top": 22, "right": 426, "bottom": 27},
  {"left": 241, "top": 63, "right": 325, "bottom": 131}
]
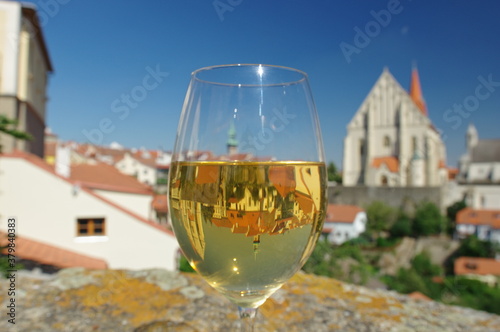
[{"left": 257, "top": 64, "right": 264, "bottom": 78}]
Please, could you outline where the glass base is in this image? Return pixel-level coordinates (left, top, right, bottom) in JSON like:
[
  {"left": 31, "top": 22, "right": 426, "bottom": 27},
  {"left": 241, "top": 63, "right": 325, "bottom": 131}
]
[
  {"left": 238, "top": 306, "right": 258, "bottom": 319},
  {"left": 238, "top": 307, "right": 258, "bottom": 332}
]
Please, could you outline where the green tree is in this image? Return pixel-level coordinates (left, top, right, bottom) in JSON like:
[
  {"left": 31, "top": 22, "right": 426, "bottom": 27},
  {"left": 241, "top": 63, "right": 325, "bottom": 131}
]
[
  {"left": 446, "top": 200, "right": 467, "bottom": 235},
  {"left": 303, "top": 239, "right": 374, "bottom": 285},
  {"left": 0, "top": 115, "right": 33, "bottom": 153},
  {"left": 390, "top": 213, "right": 412, "bottom": 238},
  {"left": 412, "top": 202, "right": 444, "bottom": 236},
  {"left": 455, "top": 235, "right": 497, "bottom": 259},
  {"left": 365, "top": 201, "right": 397, "bottom": 233},
  {"left": 327, "top": 161, "right": 342, "bottom": 183},
  {"left": 442, "top": 277, "right": 500, "bottom": 315},
  {"left": 412, "top": 251, "right": 442, "bottom": 278},
  {"left": 383, "top": 251, "right": 443, "bottom": 299}
]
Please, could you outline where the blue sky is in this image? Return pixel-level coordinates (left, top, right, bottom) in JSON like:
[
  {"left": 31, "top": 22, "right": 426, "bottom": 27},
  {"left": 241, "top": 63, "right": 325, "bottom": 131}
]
[{"left": 21, "top": 0, "right": 500, "bottom": 167}]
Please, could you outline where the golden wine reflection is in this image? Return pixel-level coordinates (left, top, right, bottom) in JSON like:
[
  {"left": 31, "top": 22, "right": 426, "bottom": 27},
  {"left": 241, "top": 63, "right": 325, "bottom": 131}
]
[{"left": 169, "top": 161, "right": 324, "bottom": 260}]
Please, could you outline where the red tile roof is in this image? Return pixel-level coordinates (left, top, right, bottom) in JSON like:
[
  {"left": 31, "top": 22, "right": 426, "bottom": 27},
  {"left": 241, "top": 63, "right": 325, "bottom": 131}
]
[
  {"left": 409, "top": 67, "right": 428, "bottom": 116},
  {"left": 70, "top": 163, "right": 153, "bottom": 195},
  {"left": 326, "top": 204, "right": 364, "bottom": 223},
  {"left": 447, "top": 167, "right": 459, "bottom": 180},
  {"left": 75, "top": 144, "right": 128, "bottom": 164},
  {"left": 454, "top": 257, "right": 500, "bottom": 276},
  {"left": 0, "top": 232, "right": 107, "bottom": 269},
  {"left": 131, "top": 150, "right": 159, "bottom": 167},
  {"left": 456, "top": 208, "right": 500, "bottom": 229},
  {"left": 371, "top": 156, "right": 399, "bottom": 173},
  {"left": 152, "top": 194, "right": 168, "bottom": 214}
]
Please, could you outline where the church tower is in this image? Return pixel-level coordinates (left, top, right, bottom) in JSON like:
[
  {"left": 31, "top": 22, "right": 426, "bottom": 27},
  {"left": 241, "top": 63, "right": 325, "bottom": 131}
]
[
  {"left": 227, "top": 121, "right": 238, "bottom": 155},
  {"left": 343, "top": 66, "right": 447, "bottom": 187},
  {"left": 466, "top": 123, "right": 478, "bottom": 151},
  {"left": 409, "top": 66, "right": 427, "bottom": 116}
]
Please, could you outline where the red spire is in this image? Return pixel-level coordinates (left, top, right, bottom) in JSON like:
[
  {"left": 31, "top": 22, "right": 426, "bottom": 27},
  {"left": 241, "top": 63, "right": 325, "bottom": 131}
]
[{"left": 409, "top": 67, "right": 427, "bottom": 116}]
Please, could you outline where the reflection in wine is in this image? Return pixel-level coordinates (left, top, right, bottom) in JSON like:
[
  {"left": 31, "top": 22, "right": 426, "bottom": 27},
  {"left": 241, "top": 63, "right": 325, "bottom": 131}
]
[{"left": 169, "top": 161, "right": 326, "bottom": 308}]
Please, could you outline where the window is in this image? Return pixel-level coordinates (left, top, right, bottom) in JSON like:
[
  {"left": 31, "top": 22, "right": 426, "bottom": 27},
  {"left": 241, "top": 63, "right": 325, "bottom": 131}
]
[
  {"left": 359, "top": 139, "right": 365, "bottom": 155},
  {"left": 77, "top": 218, "right": 105, "bottom": 236},
  {"left": 383, "top": 136, "right": 391, "bottom": 147},
  {"left": 412, "top": 136, "right": 418, "bottom": 153},
  {"left": 381, "top": 175, "right": 388, "bottom": 186}
]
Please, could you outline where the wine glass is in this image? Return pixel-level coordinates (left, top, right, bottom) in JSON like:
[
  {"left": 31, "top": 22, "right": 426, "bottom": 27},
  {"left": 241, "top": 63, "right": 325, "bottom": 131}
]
[{"left": 168, "top": 64, "right": 327, "bottom": 329}]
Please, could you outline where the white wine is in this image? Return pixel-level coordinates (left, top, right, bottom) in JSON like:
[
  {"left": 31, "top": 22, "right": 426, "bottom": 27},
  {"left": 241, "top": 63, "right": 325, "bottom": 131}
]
[{"left": 169, "top": 161, "right": 327, "bottom": 308}]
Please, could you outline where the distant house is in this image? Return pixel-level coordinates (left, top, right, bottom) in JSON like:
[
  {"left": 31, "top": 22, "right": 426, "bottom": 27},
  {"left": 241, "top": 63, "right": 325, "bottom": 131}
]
[
  {"left": 152, "top": 194, "right": 169, "bottom": 226},
  {"left": 322, "top": 204, "right": 367, "bottom": 245},
  {"left": 0, "top": 152, "right": 179, "bottom": 270},
  {"left": 454, "top": 256, "right": 500, "bottom": 286},
  {"left": 455, "top": 208, "right": 500, "bottom": 244},
  {"left": 457, "top": 124, "right": 500, "bottom": 209},
  {"left": 70, "top": 162, "right": 155, "bottom": 221},
  {"left": 115, "top": 150, "right": 158, "bottom": 186}
]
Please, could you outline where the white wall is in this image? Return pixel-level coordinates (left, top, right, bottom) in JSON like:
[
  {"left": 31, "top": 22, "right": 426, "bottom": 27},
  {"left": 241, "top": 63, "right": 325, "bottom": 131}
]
[
  {"left": 463, "top": 184, "right": 500, "bottom": 209},
  {"left": 325, "top": 212, "right": 367, "bottom": 245},
  {"left": 94, "top": 189, "right": 153, "bottom": 221},
  {"left": 0, "top": 156, "right": 179, "bottom": 270},
  {"left": 115, "top": 153, "right": 157, "bottom": 185}
]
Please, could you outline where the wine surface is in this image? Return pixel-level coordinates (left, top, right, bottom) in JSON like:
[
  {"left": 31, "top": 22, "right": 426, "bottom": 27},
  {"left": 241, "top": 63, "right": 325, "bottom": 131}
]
[{"left": 169, "top": 161, "right": 326, "bottom": 308}]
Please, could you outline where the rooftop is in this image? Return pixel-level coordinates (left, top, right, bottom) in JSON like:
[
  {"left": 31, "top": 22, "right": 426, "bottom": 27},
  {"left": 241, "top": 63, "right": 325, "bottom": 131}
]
[
  {"left": 454, "top": 256, "right": 500, "bottom": 276},
  {"left": 70, "top": 163, "right": 153, "bottom": 195},
  {"left": 471, "top": 139, "right": 500, "bottom": 163},
  {"left": 0, "top": 232, "right": 107, "bottom": 269},
  {"left": 371, "top": 156, "right": 399, "bottom": 173},
  {"left": 456, "top": 208, "right": 500, "bottom": 228},
  {"left": 326, "top": 204, "right": 364, "bottom": 223}
]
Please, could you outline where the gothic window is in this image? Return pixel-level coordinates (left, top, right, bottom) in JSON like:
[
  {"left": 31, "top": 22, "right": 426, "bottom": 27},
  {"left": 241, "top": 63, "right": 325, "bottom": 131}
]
[
  {"left": 412, "top": 136, "right": 418, "bottom": 153},
  {"left": 359, "top": 139, "right": 365, "bottom": 155},
  {"left": 383, "top": 136, "right": 391, "bottom": 147}
]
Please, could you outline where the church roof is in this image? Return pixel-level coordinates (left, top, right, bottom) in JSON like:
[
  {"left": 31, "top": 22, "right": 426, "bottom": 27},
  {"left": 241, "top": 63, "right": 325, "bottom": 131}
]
[
  {"left": 471, "top": 139, "right": 500, "bottom": 163},
  {"left": 409, "top": 67, "right": 428, "bottom": 116},
  {"left": 372, "top": 156, "right": 399, "bottom": 173}
]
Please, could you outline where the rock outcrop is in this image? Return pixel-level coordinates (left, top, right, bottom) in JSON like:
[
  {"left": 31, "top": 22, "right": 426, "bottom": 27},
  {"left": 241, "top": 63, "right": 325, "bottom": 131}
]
[{"left": 1, "top": 268, "right": 499, "bottom": 331}]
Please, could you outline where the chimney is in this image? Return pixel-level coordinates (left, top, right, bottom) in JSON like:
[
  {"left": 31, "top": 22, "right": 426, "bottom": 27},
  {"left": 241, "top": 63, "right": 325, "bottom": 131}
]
[{"left": 55, "top": 143, "right": 71, "bottom": 178}]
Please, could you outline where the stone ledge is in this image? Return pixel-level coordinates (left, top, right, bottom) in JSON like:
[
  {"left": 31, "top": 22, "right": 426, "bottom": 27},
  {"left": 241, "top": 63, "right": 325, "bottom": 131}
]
[{"left": 1, "top": 268, "right": 499, "bottom": 331}]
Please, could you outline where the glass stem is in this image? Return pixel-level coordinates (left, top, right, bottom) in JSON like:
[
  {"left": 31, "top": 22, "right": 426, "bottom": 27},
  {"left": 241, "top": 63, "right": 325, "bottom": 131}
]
[{"left": 238, "top": 306, "right": 258, "bottom": 332}]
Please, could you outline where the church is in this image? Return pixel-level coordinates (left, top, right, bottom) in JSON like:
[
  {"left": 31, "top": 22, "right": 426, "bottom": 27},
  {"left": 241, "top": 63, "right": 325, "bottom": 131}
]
[{"left": 343, "top": 67, "right": 448, "bottom": 187}]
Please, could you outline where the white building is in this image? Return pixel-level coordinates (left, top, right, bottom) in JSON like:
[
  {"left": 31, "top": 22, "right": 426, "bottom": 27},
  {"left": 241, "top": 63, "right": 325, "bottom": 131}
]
[
  {"left": 0, "top": 1, "right": 53, "bottom": 157},
  {"left": 343, "top": 68, "right": 447, "bottom": 187},
  {"left": 115, "top": 150, "right": 158, "bottom": 186},
  {"left": 455, "top": 207, "right": 500, "bottom": 244},
  {"left": 0, "top": 152, "right": 180, "bottom": 270},
  {"left": 69, "top": 162, "right": 155, "bottom": 221},
  {"left": 457, "top": 124, "right": 500, "bottom": 209},
  {"left": 322, "top": 204, "right": 367, "bottom": 245}
]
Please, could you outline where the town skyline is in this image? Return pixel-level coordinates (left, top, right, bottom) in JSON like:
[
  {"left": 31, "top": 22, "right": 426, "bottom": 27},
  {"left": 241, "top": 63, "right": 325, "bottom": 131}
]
[{"left": 17, "top": 0, "right": 500, "bottom": 168}]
